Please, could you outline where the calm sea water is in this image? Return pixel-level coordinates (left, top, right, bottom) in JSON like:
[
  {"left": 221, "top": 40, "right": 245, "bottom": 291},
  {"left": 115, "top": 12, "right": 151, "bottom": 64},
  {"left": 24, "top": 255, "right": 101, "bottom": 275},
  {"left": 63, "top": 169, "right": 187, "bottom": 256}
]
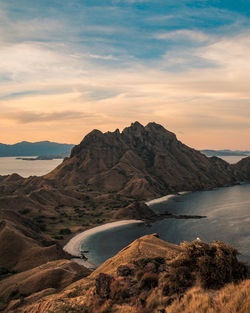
[
  {"left": 83, "top": 183, "right": 250, "bottom": 266},
  {"left": 0, "top": 157, "right": 62, "bottom": 177},
  {"left": 215, "top": 155, "right": 248, "bottom": 163}
]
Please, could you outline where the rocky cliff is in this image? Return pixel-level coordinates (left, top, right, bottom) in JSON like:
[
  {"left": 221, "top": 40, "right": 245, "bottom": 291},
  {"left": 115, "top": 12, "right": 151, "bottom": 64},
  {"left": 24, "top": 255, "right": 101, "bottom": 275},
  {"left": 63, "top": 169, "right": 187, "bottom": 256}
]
[{"left": 46, "top": 122, "right": 246, "bottom": 199}]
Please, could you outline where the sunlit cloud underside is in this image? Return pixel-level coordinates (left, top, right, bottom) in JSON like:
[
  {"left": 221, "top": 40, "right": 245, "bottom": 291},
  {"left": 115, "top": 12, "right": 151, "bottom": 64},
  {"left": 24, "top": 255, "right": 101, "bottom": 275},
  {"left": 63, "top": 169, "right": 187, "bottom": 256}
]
[{"left": 0, "top": 0, "right": 250, "bottom": 149}]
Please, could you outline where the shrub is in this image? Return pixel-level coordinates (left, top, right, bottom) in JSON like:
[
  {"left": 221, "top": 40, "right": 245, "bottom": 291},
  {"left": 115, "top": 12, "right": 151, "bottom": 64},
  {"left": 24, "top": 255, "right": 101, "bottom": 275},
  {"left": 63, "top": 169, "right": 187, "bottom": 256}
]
[
  {"left": 110, "top": 280, "right": 130, "bottom": 302},
  {"left": 134, "top": 257, "right": 165, "bottom": 272},
  {"left": 0, "top": 267, "right": 10, "bottom": 275},
  {"left": 163, "top": 240, "right": 249, "bottom": 296},
  {"left": 139, "top": 273, "right": 158, "bottom": 290},
  {"left": 163, "top": 266, "right": 193, "bottom": 296},
  {"left": 18, "top": 209, "right": 30, "bottom": 215},
  {"left": 59, "top": 228, "right": 72, "bottom": 235}
]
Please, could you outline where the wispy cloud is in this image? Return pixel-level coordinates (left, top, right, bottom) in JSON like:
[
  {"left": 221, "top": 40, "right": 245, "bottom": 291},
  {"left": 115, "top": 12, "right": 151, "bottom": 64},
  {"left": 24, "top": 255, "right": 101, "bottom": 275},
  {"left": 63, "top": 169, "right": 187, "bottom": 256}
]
[
  {"left": 0, "top": 1, "right": 250, "bottom": 148},
  {"left": 154, "top": 29, "right": 211, "bottom": 42},
  {"left": 1, "top": 110, "right": 95, "bottom": 124}
]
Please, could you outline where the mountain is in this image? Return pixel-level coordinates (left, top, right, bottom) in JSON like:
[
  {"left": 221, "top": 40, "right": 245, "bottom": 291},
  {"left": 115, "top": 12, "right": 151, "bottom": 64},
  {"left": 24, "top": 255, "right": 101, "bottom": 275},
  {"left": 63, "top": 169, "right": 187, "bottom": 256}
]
[
  {"left": 46, "top": 121, "right": 246, "bottom": 199},
  {"left": 235, "top": 156, "right": 250, "bottom": 181},
  {"left": 201, "top": 149, "right": 250, "bottom": 157},
  {"left": 0, "top": 141, "right": 74, "bottom": 157}
]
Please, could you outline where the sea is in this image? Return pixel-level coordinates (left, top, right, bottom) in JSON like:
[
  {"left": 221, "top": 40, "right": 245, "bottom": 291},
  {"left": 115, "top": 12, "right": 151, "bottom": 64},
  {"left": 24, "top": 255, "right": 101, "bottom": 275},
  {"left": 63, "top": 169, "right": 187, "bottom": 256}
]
[
  {"left": 0, "top": 156, "right": 62, "bottom": 177},
  {"left": 83, "top": 183, "right": 250, "bottom": 267}
]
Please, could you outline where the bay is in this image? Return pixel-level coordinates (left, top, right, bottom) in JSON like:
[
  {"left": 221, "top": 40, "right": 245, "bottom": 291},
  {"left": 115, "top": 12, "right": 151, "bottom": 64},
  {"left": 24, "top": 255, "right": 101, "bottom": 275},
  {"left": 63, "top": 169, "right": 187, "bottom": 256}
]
[
  {"left": 0, "top": 156, "right": 62, "bottom": 177},
  {"left": 83, "top": 183, "right": 250, "bottom": 266}
]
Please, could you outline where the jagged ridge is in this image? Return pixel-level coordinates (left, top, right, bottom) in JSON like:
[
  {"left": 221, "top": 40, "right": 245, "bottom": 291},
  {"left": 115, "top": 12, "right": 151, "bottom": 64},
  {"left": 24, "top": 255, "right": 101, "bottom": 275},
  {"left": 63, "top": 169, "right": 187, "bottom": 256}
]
[{"left": 47, "top": 121, "right": 247, "bottom": 199}]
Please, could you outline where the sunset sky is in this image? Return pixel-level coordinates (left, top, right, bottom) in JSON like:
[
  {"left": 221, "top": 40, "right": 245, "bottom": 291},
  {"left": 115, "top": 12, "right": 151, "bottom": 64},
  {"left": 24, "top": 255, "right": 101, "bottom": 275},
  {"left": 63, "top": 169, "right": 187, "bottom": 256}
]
[{"left": 0, "top": 0, "right": 250, "bottom": 149}]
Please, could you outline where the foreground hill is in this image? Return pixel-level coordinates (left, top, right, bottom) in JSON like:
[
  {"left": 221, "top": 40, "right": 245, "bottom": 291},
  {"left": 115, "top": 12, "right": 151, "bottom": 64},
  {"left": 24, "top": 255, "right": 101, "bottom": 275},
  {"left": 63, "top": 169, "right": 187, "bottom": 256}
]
[
  {"left": 0, "top": 141, "right": 73, "bottom": 157},
  {"left": 46, "top": 122, "right": 246, "bottom": 199},
  {"left": 5, "top": 234, "right": 248, "bottom": 313}
]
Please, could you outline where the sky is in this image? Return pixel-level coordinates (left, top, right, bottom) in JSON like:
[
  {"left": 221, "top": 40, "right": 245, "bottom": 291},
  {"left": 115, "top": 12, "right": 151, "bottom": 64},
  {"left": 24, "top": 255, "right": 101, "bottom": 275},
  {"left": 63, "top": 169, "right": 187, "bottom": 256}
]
[{"left": 0, "top": 0, "right": 250, "bottom": 149}]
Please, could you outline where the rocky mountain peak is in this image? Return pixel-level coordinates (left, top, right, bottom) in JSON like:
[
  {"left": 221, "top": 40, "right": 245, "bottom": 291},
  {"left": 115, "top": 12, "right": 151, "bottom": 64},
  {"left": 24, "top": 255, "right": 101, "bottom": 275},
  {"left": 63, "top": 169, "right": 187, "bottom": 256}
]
[
  {"left": 122, "top": 121, "right": 145, "bottom": 138},
  {"left": 48, "top": 121, "right": 248, "bottom": 198}
]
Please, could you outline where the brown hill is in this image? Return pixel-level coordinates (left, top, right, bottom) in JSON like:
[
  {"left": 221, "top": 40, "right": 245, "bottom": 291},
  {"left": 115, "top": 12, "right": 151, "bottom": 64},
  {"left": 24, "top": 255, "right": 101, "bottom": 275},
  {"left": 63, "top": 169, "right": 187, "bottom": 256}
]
[
  {"left": 234, "top": 156, "right": 250, "bottom": 180},
  {"left": 0, "top": 218, "right": 68, "bottom": 274},
  {"left": 0, "top": 259, "right": 90, "bottom": 305},
  {"left": 113, "top": 202, "right": 157, "bottom": 220},
  {"left": 9, "top": 235, "right": 248, "bottom": 313},
  {"left": 46, "top": 122, "right": 246, "bottom": 199},
  {"left": 90, "top": 233, "right": 182, "bottom": 277}
]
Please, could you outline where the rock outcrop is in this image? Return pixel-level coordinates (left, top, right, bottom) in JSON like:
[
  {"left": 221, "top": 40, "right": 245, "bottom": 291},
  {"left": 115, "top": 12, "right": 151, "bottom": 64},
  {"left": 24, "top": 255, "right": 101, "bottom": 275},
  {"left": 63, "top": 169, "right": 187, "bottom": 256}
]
[
  {"left": 113, "top": 201, "right": 157, "bottom": 220},
  {"left": 46, "top": 122, "right": 247, "bottom": 199}
]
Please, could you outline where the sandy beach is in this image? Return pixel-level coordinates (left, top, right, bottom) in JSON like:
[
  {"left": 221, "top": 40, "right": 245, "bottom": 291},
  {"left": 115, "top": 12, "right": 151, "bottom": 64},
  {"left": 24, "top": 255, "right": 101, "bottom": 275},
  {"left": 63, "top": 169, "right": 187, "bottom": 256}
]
[
  {"left": 63, "top": 219, "right": 143, "bottom": 269},
  {"left": 146, "top": 191, "right": 190, "bottom": 206}
]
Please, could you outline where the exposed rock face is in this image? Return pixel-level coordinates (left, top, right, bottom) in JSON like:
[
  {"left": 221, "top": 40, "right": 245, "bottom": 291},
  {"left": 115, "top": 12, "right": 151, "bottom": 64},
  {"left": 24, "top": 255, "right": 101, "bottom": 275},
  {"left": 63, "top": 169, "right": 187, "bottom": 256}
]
[{"left": 47, "top": 122, "right": 247, "bottom": 199}]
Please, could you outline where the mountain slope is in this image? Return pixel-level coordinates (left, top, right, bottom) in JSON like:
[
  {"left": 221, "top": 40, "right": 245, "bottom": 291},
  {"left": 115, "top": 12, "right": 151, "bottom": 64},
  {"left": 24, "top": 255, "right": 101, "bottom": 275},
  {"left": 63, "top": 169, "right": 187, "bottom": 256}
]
[
  {"left": 10, "top": 235, "right": 249, "bottom": 313},
  {"left": 46, "top": 122, "right": 245, "bottom": 199}
]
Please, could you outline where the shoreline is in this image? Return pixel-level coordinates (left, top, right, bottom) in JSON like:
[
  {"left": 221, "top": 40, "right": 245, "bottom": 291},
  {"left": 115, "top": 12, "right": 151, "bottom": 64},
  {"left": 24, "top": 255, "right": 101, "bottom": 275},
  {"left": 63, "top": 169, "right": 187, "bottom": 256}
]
[
  {"left": 146, "top": 191, "right": 190, "bottom": 206},
  {"left": 63, "top": 219, "right": 143, "bottom": 269},
  {"left": 64, "top": 192, "right": 190, "bottom": 269}
]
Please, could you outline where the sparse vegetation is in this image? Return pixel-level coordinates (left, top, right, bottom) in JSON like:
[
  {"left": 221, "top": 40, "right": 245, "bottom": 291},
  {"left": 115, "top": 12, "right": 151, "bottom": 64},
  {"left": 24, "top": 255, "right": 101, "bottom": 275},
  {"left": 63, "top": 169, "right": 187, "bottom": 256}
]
[
  {"left": 139, "top": 272, "right": 158, "bottom": 289},
  {"left": 164, "top": 240, "right": 249, "bottom": 293},
  {"left": 18, "top": 209, "right": 30, "bottom": 215},
  {"left": 90, "top": 240, "right": 249, "bottom": 313},
  {"left": 49, "top": 304, "right": 88, "bottom": 313},
  {"left": 59, "top": 228, "right": 72, "bottom": 235}
]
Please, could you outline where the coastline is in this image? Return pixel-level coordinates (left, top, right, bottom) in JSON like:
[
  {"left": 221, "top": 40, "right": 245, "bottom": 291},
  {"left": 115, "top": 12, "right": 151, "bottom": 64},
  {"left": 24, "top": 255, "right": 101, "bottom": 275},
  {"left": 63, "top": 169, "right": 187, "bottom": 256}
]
[
  {"left": 64, "top": 192, "right": 190, "bottom": 269},
  {"left": 146, "top": 191, "right": 190, "bottom": 206},
  {"left": 63, "top": 219, "right": 143, "bottom": 269}
]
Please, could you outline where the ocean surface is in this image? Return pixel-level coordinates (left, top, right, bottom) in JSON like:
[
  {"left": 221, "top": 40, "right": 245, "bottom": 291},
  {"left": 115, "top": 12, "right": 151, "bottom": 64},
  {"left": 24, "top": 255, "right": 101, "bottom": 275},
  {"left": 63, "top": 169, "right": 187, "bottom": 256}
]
[
  {"left": 83, "top": 183, "right": 250, "bottom": 266},
  {"left": 215, "top": 155, "right": 248, "bottom": 164},
  {"left": 0, "top": 156, "right": 62, "bottom": 177}
]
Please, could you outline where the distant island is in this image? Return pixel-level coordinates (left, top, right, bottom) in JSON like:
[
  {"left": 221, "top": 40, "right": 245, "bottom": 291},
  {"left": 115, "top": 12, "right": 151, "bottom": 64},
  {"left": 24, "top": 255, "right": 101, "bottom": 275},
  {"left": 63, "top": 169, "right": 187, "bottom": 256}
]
[
  {"left": 0, "top": 140, "right": 74, "bottom": 157},
  {"left": 16, "top": 155, "right": 66, "bottom": 161},
  {"left": 201, "top": 149, "right": 250, "bottom": 157}
]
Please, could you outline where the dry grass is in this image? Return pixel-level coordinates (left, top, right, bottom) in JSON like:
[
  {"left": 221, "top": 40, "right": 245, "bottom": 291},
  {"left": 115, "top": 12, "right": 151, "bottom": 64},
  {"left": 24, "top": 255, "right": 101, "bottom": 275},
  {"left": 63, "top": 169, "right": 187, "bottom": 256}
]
[{"left": 165, "top": 279, "right": 250, "bottom": 313}]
